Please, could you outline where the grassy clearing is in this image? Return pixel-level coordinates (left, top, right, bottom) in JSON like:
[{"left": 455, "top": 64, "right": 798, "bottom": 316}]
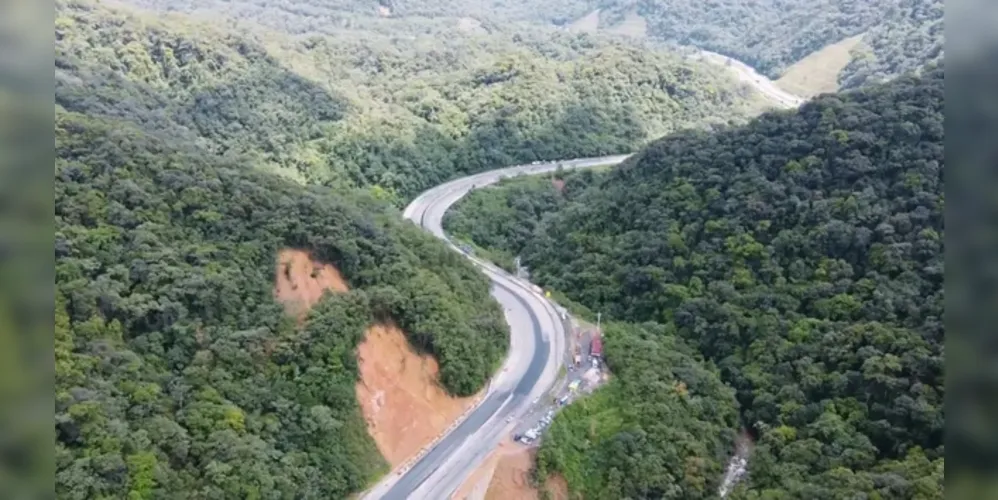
[{"left": 775, "top": 34, "right": 866, "bottom": 97}]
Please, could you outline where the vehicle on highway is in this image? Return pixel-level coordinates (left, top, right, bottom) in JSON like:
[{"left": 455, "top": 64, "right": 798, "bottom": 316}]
[{"left": 590, "top": 336, "right": 603, "bottom": 357}]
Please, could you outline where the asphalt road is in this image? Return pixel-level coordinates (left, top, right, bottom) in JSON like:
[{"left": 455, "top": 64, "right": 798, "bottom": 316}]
[
  {"left": 693, "top": 50, "right": 804, "bottom": 109},
  {"left": 361, "top": 155, "right": 630, "bottom": 500},
  {"left": 510, "top": 322, "right": 605, "bottom": 445},
  {"left": 362, "top": 63, "right": 803, "bottom": 500}
]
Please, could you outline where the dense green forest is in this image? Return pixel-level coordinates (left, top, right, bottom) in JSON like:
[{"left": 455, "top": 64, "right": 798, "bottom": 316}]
[
  {"left": 120, "top": 0, "right": 944, "bottom": 92},
  {"left": 593, "top": 0, "right": 943, "bottom": 88},
  {"left": 55, "top": 0, "right": 945, "bottom": 497},
  {"left": 836, "top": 0, "right": 944, "bottom": 89},
  {"left": 54, "top": 107, "right": 513, "bottom": 497},
  {"left": 444, "top": 169, "right": 604, "bottom": 272},
  {"left": 536, "top": 321, "right": 741, "bottom": 498},
  {"left": 449, "top": 69, "right": 944, "bottom": 497},
  {"left": 54, "top": 0, "right": 775, "bottom": 497},
  {"left": 58, "top": 0, "right": 763, "bottom": 204},
  {"left": 120, "top": 0, "right": 599, "bottom": 30}
]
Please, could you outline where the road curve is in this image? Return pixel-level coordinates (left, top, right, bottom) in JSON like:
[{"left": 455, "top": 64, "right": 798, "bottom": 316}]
[
  {"left": 363, "top": 57, "right": 802, "bottom": 500},
  {"left": 361, "top": 155, "right": 630, "bottom": 500},
  {"left": 693, "top": 49, "right": 804, "bottom": 109}
]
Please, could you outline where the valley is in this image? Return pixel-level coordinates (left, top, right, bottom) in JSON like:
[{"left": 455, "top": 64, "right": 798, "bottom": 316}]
[{"left": 55, "top": 1, "right": 944, "bottom": 499}]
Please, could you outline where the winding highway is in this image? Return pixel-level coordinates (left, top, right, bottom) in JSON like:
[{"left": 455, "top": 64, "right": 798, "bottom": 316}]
[
  {"left": 361, "top": 155, "right": 630, "bottom": 500},
  {"left": 361, "top": 54, "right": 803, "bottom": 500},
  {"left": 692, "top": 50, "right": 804, "bottom": 108}
]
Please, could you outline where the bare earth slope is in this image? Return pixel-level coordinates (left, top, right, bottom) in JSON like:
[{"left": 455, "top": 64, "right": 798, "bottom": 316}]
[
  {"left": 274, "top": 248, "right": 476, "bottom": 470},
  {"left": 275, "top": 249, "right": 350, "bottom": 319},
  {"left": 356, "top": 324, "right": 480, "bottom": 467}
]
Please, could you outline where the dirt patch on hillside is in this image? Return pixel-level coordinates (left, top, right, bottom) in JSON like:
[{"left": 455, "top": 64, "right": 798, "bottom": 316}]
[
  {"left": 457, "top": 17, "right": 486, "bottom": 34},
  {"left": 474, "top": 444, "right": 570, "bottom": 500},
  {"left": 544, "top": 474, "right": 570, "bottom": 500},
  {"left": 274, "top": 248, "right": 478, "bottom": 472},
  {"left": 451, "top": 439, "right": 508, "bottom": 500},
  {"left": 485, "top": 444, "right": 539, "bottom": 500},
  {"left": 605, "top": 10, "right": 647, "bottom": 38},
  {"left": 274, "top": 248, "right": 349, "bottom": 319},
  {"left": 355, "top": 324, "right": 480, "bottom": 467},
  {"left": 776, "top": 34, "right": 865, "bottom": 97},
  {"left": 567, "top": 9, "right": 600, "bottom": 33}
]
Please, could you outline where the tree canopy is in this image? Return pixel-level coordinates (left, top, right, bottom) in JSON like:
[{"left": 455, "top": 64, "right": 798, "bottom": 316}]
[
  {"left": 448, "top": 68, "right": 944, "bottom": 498},
  {"left": 117, "top": 0, "right": 944, "bottom": 92},
  {"left": 54, "top": 0, "right": 775, "bottom": 496},
  {"left": 536, "top": 321, "right": 741, "bottom": 499},
  {"left": 56, "top": 0, "right": 945, "bottom": 497},
  {"left": 57, "top": 0, "right": 764, "bottom": 204},
  {"left": 593, "top": 0, "right": 943, "bottom": 88},
  {"left": 54, "top": 106, "right": 512, "bottom": 496}
]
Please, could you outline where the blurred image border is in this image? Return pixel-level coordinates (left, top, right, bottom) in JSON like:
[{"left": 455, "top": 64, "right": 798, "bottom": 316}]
[
  {"left": 0, "top": 0, "right": 55, "bottom": 498},
  {"left": 946, "top": 0, "right": 998, "bottom": 498}
]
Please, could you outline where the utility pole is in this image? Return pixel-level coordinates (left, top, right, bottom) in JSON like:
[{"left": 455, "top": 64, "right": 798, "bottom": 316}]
[{"left": 596, "top": 312, "right": 601, "bottom": 332}]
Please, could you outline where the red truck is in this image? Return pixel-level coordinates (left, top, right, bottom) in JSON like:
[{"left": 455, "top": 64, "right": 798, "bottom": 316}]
[{"left": 590, "top": 336, "right": 603, "bottom": 357}]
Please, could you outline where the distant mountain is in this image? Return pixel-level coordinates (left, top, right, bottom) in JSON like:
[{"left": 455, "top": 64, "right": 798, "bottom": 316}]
[
  {"left": 58, "top": 0, "right": 763, "bottom": 202},
  {"left": 590, "top": 0, "right": 943, "bottom": 90}
]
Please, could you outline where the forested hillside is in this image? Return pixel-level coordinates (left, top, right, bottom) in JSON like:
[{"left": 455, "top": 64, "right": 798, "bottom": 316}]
[
  {"left": 837, "top": 0, "right": 944, "bottom": 89},
  {"left": 54, "top": 107, "right": 514, "bottom": 497},
  {"left": 121, "top": 0, "right": 944, "bottom": 93},
  {"left": 58, "top": 0, "right": 763, "bottom": 204},
  {"left": 120, "top": 0, "right": 598, "bottom": 29},
  {"left": 592, "top": 0, "right": 942, "bottom": 90},
  {"left": 444, "top": 168, "right": 605, "bottom": 271},
  {"left": 54, "top": 0, "right": 776, "bottom": 496},
  {"left": 448, "top": 69, "right": 945, "bottom": 497},
  {"left": 536, "top": 321, "right": 741, "bottom": 499}
]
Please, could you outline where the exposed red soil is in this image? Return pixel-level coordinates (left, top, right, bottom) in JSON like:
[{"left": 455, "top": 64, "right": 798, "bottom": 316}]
[
  {"left": 274, "top": 248, "right": 349, "bottom": 320},
  {"left": 451, "top": 438, "right": 510, "bottom": 500},
  {"left": 544, "top": 474, "right": 570, "bottom": 500},
  {"left": 273, "top": 248, "right": 477, "bottom": 471},
  {"left": 355, "top": 324, "right": 480, "bottom": 467},
  {"left": 484, "top": 443, "right": 539, "bottom": 500}
]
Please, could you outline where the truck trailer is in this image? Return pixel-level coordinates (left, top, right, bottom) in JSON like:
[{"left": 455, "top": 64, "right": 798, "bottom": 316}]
[{"left": 590, "top": 336, "right": 603, "bottom": 358}]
